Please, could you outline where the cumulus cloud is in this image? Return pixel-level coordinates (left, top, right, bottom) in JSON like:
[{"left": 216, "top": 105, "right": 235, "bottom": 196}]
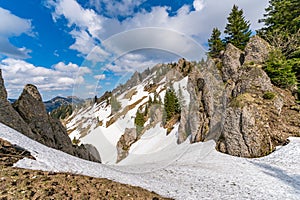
[
  {"left": 105, "top": 52, "right": 171, "bottom": 74},
  {"left": 88, "top": 0, "right": 146, "bottom": 18},
  {"left": 47, "top": 0, "right": 103, "bottom": 56},
  {"left": 0, "top": 7, "right": 33, "bottom": 58},
  {"left": 47, "top": 0, "right": 269, "bottom": 76},
  {"left": 94, "top": 74, "right": 105, "bottom": 80},
  {"left": 0, "top": 58, "right": 91, "bottom": 98},
  {"left": 193, "top": 0, "right": 205, "bottom": 11}
]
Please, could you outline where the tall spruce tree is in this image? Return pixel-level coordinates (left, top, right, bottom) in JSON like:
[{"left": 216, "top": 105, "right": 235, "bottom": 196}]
[
  {"left": 208, "top": 28, "right": 225, "bottom": 58},
  {"left": 134, "top": 109, "right": 145, "bottom": 134},
  {"left": 258, "top": 0, "right": 300, "bottom": 58},
  {"left": 224, "top": 5, "right": 252, "bottom": 50},
  {"left": 164, "top": 88, "right": 181, "bottom": 122},
  {"left": 259, "top": 0, "right": 299, "bottom": 35}
]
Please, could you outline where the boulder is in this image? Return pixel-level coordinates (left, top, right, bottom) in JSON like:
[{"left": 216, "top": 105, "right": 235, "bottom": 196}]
[
  {"left": 244, "top": 35, "right": 272, "bottom": 64},
  {"left": 116, "top": 128, "right": 137, "bottom": 162},
  {"left": 217, "top": 105, "right": 273, "bottom": 157},
  {"left": 221, "top": 43, "right": 244, "bottom": 82}
]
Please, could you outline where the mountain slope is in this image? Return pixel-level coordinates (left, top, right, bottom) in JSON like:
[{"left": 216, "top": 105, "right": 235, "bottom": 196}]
[{"left": 65, "top": 36, "right": 299, "bottom": 165}]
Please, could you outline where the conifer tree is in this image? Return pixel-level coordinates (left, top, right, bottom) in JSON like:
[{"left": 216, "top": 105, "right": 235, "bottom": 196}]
[
  {"left": 224, "top": 5, "right": 252, "bottom": 50},
  {"left": 259, "top": 0, "right": 299, "bottom": 36},
  {"left": 208, "top": 28, "right": 225, "bottom": 58},
  {"left": 263, "top": 49, "right": 297, "bottom": 89},
  {"left": 164, "top": 88, "right": 181, "bottom": 122},
  {"left": 258, "top": 0, "right": 300, "bottom": 58},
  {"left": 110, "top": 94, "right": 121, "bottom": 114},
  {"left": 135, "top": 109, "right": 145, "bottom": 134}
]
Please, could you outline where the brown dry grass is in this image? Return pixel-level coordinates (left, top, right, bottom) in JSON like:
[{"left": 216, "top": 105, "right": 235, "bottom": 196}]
[{"left": 0, "top": 138, "right": 172, "bottom": 200}]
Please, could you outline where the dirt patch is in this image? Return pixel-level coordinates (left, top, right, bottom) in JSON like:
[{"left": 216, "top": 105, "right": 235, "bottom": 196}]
[
  {"left": 124, "top": 89, "right": 137, "bottom": 100},
  {"left": 0, "top": 138, "right": 172, "bottom": 200},
  {"left": 106, "top": 96, "right": 147, "bottom": 128}
]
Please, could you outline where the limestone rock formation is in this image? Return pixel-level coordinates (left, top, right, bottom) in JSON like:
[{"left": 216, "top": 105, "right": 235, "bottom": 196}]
[
  {"left": 0, "top": 70, "right": 35, "bottom": 139},
  {"left": 0, "top": 71, "right": 100, "bottom": 162},
  {"left": 244, "top": 35, "right": 272, "bottom": 64},
  {"left": 216, "top": 36, "right": 297, "bottom": 157},
  {"left": 116, "top": 128, "right": 137, "bottom": 162},
  {"left": 13, "top": 84, "right": 100, "bottom": 162},
  {"left": 221, "top": 43, "right": 244, "bottom": 82}
]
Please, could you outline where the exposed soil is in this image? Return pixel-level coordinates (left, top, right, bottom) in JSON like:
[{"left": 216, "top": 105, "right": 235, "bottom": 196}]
[{"left": 0, "top": 138, "right": 172, "bottom": 200}]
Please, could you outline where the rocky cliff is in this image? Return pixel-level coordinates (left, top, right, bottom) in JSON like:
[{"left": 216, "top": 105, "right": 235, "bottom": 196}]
[
  {"left": 215, "top": 36, "right": 299, "bottom": 157},
  {"left": 0, "top": 71, "right": 100, "bottom": 163}
]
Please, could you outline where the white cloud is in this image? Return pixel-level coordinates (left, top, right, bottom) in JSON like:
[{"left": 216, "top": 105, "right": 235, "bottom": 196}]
[
  {"left": 0, "top": 58, "right": 91, "bottom": 98},
  {"left": 88, "top": 0, "right": 146, "bottom": 18},
  {"left": 47, "top": 0, "right": 104, "bottom": 57},
  {"left": 94, "top": 74, "right": 105, "bottom": 80},
  {"left": 47, "top": 0, "right": 269, "bottom": 74},
  {"left": 105, "top": 52, "right": 161, "bottom": 74},
  {"left": 86, "top": 46, "right": 111, "bottom": 62},
  {"left": 193, "top": 0, "right": 205, "bottom": 11},
  {"left": 49, "top": 0, "right": 102, "bottom": 38},
  {"left": 0, "top": 7, "right": 33, "bottom": 58},
  {"left": 69, "top": 29, "right": 97, "bottom": 55}
]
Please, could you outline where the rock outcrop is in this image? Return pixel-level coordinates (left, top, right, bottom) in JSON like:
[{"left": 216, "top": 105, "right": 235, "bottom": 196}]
[
  {"left": 215, "top": 36, "right": 298, "bottom": 157},
  {"left": 0, "top": 70, "right": 34, "bottom": 139},
  {"left": 221, "top": 43, "right": 244, "bottom": 82},
  {"left": 175, "top": 36, "right": 299, "bottom": 158},
  {"left": 0, "top": 72, "right": 100, "bottom": 162},
  {"left": 244, "top": 35, "right": 272, "bottom": 64},
  {"left": 116, "top": 128, "right": 137, "bottom": 162}
]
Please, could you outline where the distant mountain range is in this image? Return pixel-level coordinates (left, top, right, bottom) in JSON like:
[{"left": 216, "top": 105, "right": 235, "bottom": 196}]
[
  {"left": 9, "top": 96, "right": 84, "bottom": 113},
  {"left": 44, "top": 96, "right": 84, "bottom": 113}
]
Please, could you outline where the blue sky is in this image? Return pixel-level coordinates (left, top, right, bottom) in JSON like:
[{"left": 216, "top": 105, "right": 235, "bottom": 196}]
[{"left": 0, "top": 0, "right": 268, "bottom": 100}]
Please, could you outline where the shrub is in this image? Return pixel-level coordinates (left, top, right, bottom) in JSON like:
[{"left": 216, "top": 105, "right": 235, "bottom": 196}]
[
  {"left": 263, "top": 91, "right": 276, "bottom": 100},
  {"left": 263, "top": 50, "right": 297, "bottom": 89}
]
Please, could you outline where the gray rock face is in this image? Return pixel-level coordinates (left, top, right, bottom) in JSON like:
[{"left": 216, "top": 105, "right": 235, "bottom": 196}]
[
  {"left": 12, "top": 84, "right": 100, "bottom": 162},
  {"left": 216, "top": 37, "right": 291, "bottom": 158},
  {"left": 0, "top": 69, "right": 7, "bottom": 100},
  {"left": 221, "top": 43, "right": 244, "bottom": 82},
  {"left": 0, "top": 70, "right": 35, "bottom": 139},
  {"left": 217, "top": 105, "right": 273, "bottom": 157},
  {"left": 116, "top": 128, "right": 137, "bottom": 162},
  {"left": 232, "top": 67, "right": 273, "bottom": 97},
  {"left": 0, "top": 72, "right": 100, "bottom": 162},
  {"left": 84, "top": 144, "right": 102, "bottom": 162},
  {"left": 244, "top": 35, "right": 271, "bottom": 64}
]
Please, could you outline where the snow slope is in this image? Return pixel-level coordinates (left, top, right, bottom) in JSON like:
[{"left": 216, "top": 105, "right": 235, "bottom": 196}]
[{"left": 1, "top": 123, "right": 299, "bottom": 200}]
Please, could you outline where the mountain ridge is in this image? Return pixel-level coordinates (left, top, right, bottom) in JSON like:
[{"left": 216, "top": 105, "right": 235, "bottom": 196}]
[{"left": 65, "top": 36, "right": 299, "bottom": 164}]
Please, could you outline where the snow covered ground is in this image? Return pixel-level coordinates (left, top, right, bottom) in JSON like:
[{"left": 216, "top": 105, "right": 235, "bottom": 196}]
[{"left": 1, "top": 123, "right": 299, "bottom": 200}]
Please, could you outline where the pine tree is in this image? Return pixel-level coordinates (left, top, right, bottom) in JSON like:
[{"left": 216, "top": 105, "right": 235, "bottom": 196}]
[
  {"left": 164, "top": 88, "right": 181, "bottom": 122},
  {"left": 224, "top": 5, "right": 252, "bottom": 50},
  {"left": 110, "top": 94, "right": 121, "bottom": 114},
  {"left": 263, "top": 49, "right": 297, "bottom": 89},
  {"left": 135, "top": 109, "right": 145, "bottom": 134},
  {"left": 259, "top": 0, "right": 299, "bottom": 35},
  {"left": 208, "top": 28, "right": 225, "bottom": 58},
  {"left": 258, "top": 0, "right": 300, "bottom": 58}
]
